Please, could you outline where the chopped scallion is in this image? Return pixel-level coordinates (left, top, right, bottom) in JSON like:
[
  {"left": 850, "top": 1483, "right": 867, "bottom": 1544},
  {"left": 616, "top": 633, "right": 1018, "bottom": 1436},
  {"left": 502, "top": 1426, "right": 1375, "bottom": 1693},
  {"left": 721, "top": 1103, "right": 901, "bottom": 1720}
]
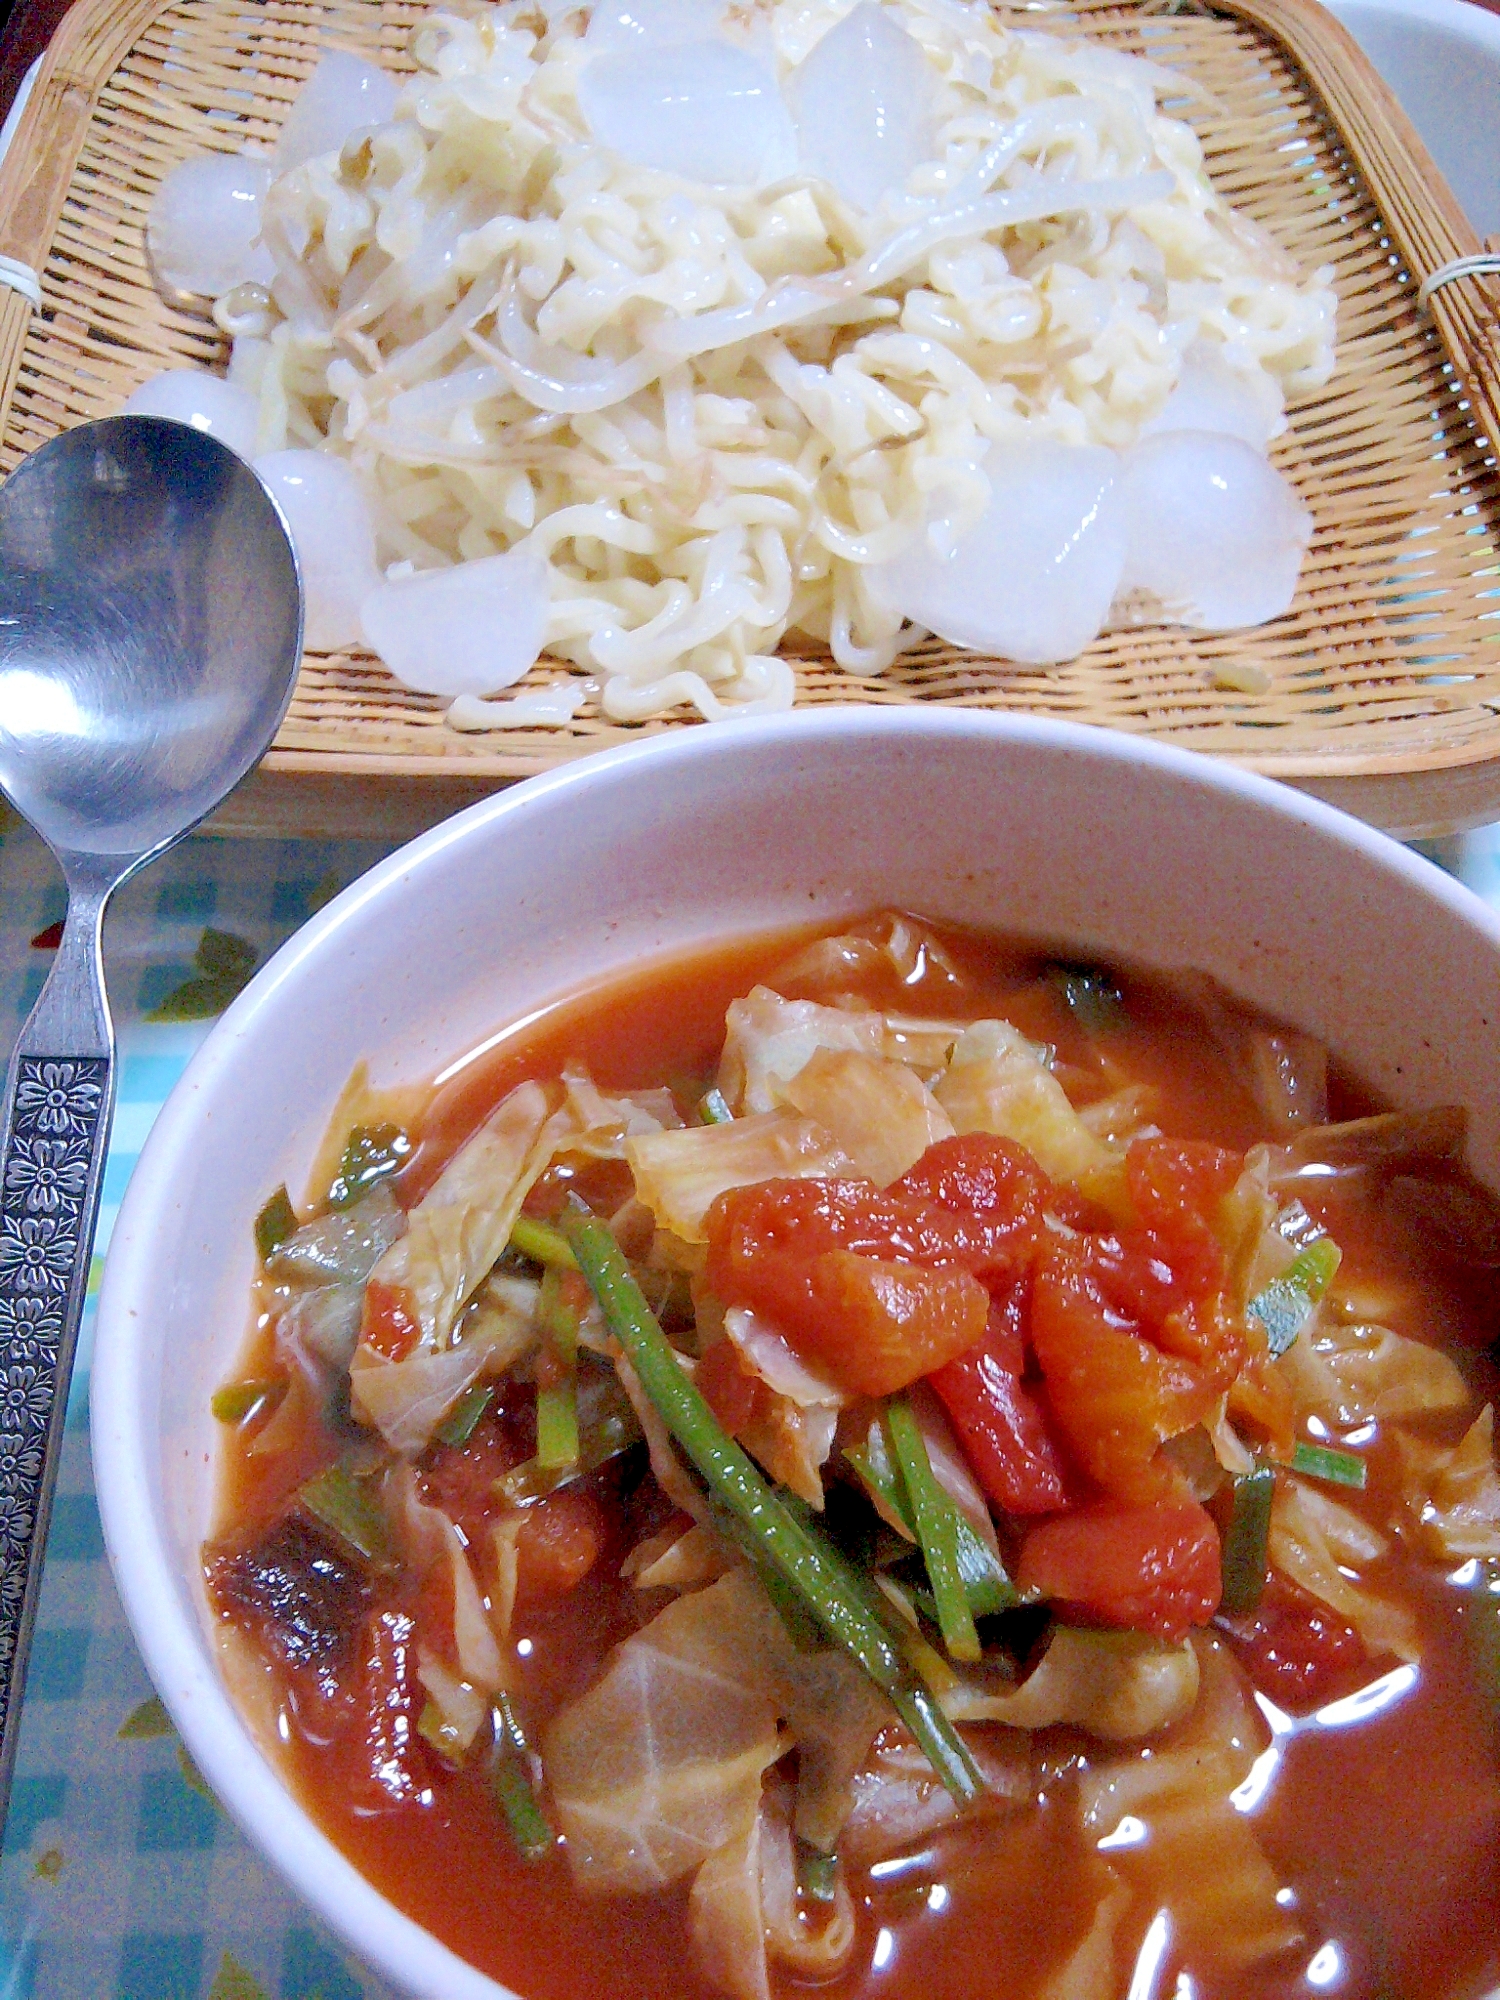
[
  {"left": 211, "top": 1378, "right": 285, "bottom": 1427},
  {"left": 509, "top": 1214, "right": 579, "bottom": 1271},
  {"left": 493, "top": 1694, "right": 555, "bottom": 1860},
  {"left": 796, "top": 1840, "right": 839, "bottom": 1905},
  {"left": 1248, "top": 1236, "right": 1341, "bottom": 1357},
  {"left": 298, "top": 1463, "right": 392, "bottom": 1568},
  {"left": 698, "top": 1087, "right": 734, "bottom": 1125},
  {"left": 534, "top": 1267, "right": 580, "bottom": 1470},
  {"left": 416, "top": 1698, "right": 468, "bottom": 1768},
  {"left": 253, "top": 1185, "right": 297, "bottom": 1263},
  {"left": 853, "top": 1410, "right": 1016, "bottom": 1624},
  {"left": 1291, "top": 1441, "right": 1367, "bottom": 1490},
  {"left": 538, "top": 1266, "right": 580, "bottom": 1361},
  {"left": 1045, "top": 961, "right": 1125, "bottom": 1036},
  {"left": 535, "top": 1381, "right": 580, "bottom": 1469},
  {"left": 326, "top": 1122, "right": 411, "bottom": 1210},
  {"left": 886, "top": 1398, "right": 980, "bottom": 1663},
  {"left": 1220, "top": 1463, "right": 1276, "bottom": 1617},
  {"left": 435, "top": 1382, "right": 494, "bottom": 1448},
  {"left": 562, "top": 1203, "right": 984, "bottom": 1807}
]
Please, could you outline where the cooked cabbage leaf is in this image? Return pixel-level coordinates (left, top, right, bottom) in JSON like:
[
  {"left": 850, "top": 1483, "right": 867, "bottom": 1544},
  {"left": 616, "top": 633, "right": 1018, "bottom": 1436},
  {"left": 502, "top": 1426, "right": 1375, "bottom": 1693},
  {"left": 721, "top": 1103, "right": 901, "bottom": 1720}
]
[
  {"left": 362, "top": 1080, "right": 554, "bottom": 1358},
  {"left": 300, "top": 1061, "right": 428, "bottom": 1213},
  {"left": 627, "top": 1113, "right": 855, "bottom": 1244},
  {"left": 543, "top": 1573, "right": 786, "bottom": 1891},
  {"left": 1397, "top": 1406, "right": 1500, "bottom": 1561},
  {"left": 689, "top": 1811, "right": 770, "bottom": 2000},
  {"left": 689, "top": 1789, "right": 857, "bottom": 2000},
  {"left": 841, "top": 1725, "right": 1030, "bottom": 1864},
  {"left": 1269, "top": 1477, "right": 1419, "bottom": 1661},
  {"left": 781, "top": 1048, "right": 954, "bottom": 1187},
  {"left": 1036, "top": 1861, "right": 1130, "bottom": 2000},
  {"left": 1278, "top": 1317, "right": 1470, "bottom": 1430},
  {"left": 544, "top": 1568, "right": 886, "bottom": 1889},
  {"left": 933, "top": 1020, "right": 1121, "bottom": 1198},
  {"left": 1079, "top": 1637, "right": 1300, "bottom": 1972},
  {"left": 942, "top": 1626, "right": 1200, "bottom": 1740}
]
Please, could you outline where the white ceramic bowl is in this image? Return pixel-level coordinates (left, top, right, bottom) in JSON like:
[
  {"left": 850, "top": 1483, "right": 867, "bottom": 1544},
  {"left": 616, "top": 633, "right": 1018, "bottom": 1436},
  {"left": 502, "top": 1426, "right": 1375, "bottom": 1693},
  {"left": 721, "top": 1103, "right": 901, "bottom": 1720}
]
[
  {"left": 92, "top": 710, "right": 1500, "bottom": 2000},
  {"left": 1324, "top": 0, "right": 1500, "bottom": 238}
]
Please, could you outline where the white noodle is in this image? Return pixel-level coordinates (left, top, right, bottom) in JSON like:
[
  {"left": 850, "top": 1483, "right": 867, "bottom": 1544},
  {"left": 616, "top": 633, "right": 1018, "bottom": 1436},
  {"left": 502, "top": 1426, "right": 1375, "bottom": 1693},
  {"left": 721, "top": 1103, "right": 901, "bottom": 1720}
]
[{"left": 238, "top": 0, "right": 1336, "bottom": 719}]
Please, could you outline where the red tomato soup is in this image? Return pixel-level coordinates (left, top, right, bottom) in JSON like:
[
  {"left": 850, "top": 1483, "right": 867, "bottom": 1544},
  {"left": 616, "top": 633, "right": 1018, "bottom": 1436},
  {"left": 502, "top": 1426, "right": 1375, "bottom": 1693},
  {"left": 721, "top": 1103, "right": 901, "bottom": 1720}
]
[{"left": 204, "top": 915, "right": 1500, "bottom": 2000}]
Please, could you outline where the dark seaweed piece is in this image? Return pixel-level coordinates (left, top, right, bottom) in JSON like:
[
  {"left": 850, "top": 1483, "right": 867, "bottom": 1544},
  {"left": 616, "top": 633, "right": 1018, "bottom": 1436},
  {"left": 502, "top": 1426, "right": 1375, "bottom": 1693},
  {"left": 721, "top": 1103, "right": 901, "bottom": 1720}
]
[
  {"left": 1044, "top": 961, "right": 1125, "bottom": 1036},
  {"left": 1384, "top": 1172, "right": 1500, "bottom": 1271},
  {"left": 205, "top": 1513, "right": 372, "bottom": 1686},
  {"left": 326, "top": 1123, "right": 412, "bottom": 1211}
]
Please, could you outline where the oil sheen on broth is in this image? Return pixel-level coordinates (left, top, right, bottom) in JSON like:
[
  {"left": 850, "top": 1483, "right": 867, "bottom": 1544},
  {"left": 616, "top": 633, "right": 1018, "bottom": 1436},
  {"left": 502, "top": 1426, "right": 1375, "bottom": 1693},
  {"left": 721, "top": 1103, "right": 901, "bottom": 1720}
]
[{"left": 203, "top": 915, "right": 1500, "bottom": 2000}]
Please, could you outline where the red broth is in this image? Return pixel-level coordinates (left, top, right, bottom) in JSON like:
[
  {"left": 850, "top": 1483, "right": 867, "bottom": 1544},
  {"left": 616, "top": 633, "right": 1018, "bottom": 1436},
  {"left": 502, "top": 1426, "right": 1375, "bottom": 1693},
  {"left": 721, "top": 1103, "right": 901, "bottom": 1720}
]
[{"left": 206, "top": 919, "right": 1500, "bottom": 2000}]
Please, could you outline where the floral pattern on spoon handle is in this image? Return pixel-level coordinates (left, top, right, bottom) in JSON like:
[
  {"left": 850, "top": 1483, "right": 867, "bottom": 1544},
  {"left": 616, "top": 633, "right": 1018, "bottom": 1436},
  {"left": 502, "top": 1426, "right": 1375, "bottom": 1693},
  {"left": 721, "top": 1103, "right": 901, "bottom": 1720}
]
[{"left": 0, "top": 885, "right": 114, "bottom": 1810}]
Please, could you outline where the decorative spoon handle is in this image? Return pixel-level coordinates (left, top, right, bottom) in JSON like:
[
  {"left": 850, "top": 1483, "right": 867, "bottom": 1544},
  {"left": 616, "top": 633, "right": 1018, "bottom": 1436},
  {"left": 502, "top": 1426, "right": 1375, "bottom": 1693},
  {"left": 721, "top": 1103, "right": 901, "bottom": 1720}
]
[{"left": 0, "top": 875, "right": 115, "bottom": 1816}]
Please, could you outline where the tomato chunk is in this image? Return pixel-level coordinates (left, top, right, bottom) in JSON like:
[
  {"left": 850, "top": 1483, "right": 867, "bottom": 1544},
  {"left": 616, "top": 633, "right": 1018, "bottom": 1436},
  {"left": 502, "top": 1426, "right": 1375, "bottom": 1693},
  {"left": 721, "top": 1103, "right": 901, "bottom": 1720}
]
[
  {"left": 791, "top": 1252, "right": 989, "bottom": 1396},
  {"left": 695, "top": 1337, "right": 765, "bottom": 1436},
  {"left": 705, "top": 1175, "right": 992, "bottom": 1395},
  {"left": 1218, "top": 1573, "right": 1367, "bottom": 1710},
  {"left": 1127, "top": 1137, "right": 1241, "bottom": 1297},
  {"left": 515, "top": 1489, "right": 605, "bottom": 1601},
  {"left": 893, "top": 1133, "right": 1051, "bottom": 1278},
  {"left": 928, "top": 1287, "right": 1070, "bottom": 1514},
  {"left": 1029, "top": 1242, "right": 1211, "bottom": 1503},
  {"left": 707, "top": 1176, "right": 959, "bottom": 1279},
  {"left": 361, "top": 1278, "right": 422, "bottom": 1362},
  {"left": 1018, "top": 1500, "right": 1222, "bottom": 1639}
]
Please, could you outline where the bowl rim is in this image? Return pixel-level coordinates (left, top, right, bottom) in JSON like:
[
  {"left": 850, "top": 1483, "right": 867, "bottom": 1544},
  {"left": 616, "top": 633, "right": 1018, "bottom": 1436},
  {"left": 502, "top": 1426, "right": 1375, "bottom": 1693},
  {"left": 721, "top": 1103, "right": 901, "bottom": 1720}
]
[{"left": 90, "top": 708, "right": 1500, "bottom": 2000}]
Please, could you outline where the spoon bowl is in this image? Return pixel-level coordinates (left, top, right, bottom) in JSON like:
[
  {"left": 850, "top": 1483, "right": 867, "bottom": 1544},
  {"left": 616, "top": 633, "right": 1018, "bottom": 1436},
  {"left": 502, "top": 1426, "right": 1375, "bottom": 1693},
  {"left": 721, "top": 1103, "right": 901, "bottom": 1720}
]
[
  {"left": 0, "top": 417, "right": 301, "bottom": 858},
  {"left": 0, "top": 414, "right": 302, "bottom": 1827}
]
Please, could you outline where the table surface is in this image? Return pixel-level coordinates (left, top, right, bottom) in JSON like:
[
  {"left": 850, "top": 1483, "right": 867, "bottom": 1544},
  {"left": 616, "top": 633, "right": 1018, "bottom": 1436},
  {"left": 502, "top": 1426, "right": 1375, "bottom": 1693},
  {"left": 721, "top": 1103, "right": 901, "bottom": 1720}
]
[
  {"left": 0, "top": 0, "right": 1499, "bottom": 1994},
  {"left": 0, "top": 811, "right": 402, "bottom": 2000}
]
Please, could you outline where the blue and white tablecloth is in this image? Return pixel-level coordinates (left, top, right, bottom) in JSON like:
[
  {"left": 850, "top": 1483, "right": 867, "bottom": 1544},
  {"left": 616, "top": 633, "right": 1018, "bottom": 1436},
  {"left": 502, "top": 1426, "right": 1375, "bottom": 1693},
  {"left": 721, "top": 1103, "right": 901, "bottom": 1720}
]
[
  {"left": 0, "top": 798, "right": 1497, "bottom": 1999},
  {"left": 0, "top": 807, "right": 400, "bottom": 2000}
]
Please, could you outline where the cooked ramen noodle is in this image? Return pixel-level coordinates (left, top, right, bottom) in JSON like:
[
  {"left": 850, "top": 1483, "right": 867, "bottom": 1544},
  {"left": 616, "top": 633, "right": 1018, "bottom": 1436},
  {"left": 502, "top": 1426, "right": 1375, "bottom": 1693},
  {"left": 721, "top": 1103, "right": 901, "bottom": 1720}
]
[
  {"left": 205, "top": 915, "right": 1500, "bottom": 2000},
  {"left": 141, "top": 0, "right": 1337, "bottom": 718}
]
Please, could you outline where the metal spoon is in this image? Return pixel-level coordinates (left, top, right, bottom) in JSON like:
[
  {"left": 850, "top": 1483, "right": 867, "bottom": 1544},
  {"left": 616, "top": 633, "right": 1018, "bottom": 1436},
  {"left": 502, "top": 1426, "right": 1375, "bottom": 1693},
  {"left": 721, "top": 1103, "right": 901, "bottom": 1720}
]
[{"left": 0, "top": 415, "right": 302, "bottom": 1823}]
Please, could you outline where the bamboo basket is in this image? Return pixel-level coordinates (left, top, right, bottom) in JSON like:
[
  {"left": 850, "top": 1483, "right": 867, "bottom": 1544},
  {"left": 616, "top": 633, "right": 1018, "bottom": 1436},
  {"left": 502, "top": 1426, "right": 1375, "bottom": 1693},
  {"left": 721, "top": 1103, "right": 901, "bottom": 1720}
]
[{"left": 0, "top": 0, "right": 1496, "bottom": 838}]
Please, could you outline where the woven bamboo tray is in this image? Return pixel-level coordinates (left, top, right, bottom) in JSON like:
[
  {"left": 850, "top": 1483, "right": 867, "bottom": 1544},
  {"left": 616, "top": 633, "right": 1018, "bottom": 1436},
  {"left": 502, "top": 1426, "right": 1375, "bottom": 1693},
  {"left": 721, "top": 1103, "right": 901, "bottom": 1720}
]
[{"left": 0, "top": 0, "right": 1496, "bottom": 838}]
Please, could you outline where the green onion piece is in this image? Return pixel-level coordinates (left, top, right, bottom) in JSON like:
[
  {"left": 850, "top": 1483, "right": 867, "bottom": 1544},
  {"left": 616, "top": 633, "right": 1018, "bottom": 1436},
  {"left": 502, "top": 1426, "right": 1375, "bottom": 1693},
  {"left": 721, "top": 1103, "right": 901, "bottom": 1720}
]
[
  {"left": 539, "top": 1266, "right": 580, "bottom": 1361},
  {"left": 951, "top": 1516, "right": 1018, "bottom": 1619},
  {"left": 698, "top": 1087, "right": 734, "bottom": 1125},
  {"left": 855, "top": 1407, "right": 1017, "bottom": 1622},
  {"left": 509, "top": 1214, "right": 579, "bottom": 1271},
  {"left": 495, "top": 1379, "right": 644, "bottom": 1503},
  {"left": 211, "top": 1378, "right": 285, "bottom": 1427},
  {"left": 857, "top": 1411, "right": 1019, "bottom": 1619},
  {"left": 846, "top": 1422, "right": 917, "bottom": 1538},
  {"left": 1291, "top": 1441, "right": 1368, "bottom": 1490},
  {"left": 493, "top": 1694, "right": 555, "bottom": 1860},
  {"left": 796, "top": 1840, "right": 839, "bottom": 1905},
  {"left": 535, "top": 1381, "right": 580, "bottom": 1469},
  {"left": 1248, "top": 1237, "right": 1342, "bottom": 1357},
  {"left": 1220, "top": 1463, "right": 1277, "bottom": 1617},
  {"left": 298, "top": 1463, "right": 392, "bottom": 1568},
  {"left": 326, "top": 1122, "right": 411, "bottom": 1210},
  {"left": 1457, "top": 1557, "right": 1500, "bottom": 1728},
  {"left": 562, "top": 1203, "right": 983, "bottom": 1807},
  {"left": 495, "top": 1458, "right": 570, "bottom": 1505},
  {"left": 1045, "top": 961, "right": 1125, "bottom": 1036},
  {"left": 885, "top": 1398, "right": 980, "bottom": 1663},
  {"left": 253, "top": 1185, "right": 297, "bottom": 1263},
  {"left": 534, "top": 1267, "right": 580, "bottom": 1470},
  {"left": 416, "top": 1698, "right": 468, "bottom": 1769},
  {"left": 435, "top": 1382, "right": 494, "bottom": 1448}
]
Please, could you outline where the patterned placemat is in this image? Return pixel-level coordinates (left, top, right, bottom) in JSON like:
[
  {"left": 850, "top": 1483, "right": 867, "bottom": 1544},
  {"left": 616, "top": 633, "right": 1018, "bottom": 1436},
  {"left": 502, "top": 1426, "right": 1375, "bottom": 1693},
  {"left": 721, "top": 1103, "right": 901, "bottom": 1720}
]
[
  {"left": 0, "top": 804, "right": 399, "bottom": 2000},
  {"left": 0, "top": 796, "right": 1497, "bottom": 1999}
]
